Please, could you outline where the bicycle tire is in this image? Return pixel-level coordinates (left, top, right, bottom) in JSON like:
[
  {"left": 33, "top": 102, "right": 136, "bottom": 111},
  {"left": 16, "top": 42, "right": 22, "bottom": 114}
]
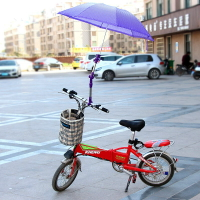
[
  {"left": 175, "top": 67, "right": 184, "bottom": 76},
  {"left": 52, "top": 159, "right": 79, "bottom": 191},
  {"left": 138, "top": 152, "right": 174, "bottom": 187}
]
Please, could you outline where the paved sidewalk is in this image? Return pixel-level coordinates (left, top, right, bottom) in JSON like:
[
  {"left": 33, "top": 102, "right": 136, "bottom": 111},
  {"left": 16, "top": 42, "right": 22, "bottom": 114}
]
[{"left": 0, "top": 72, "right": 200, "bottom": 200}]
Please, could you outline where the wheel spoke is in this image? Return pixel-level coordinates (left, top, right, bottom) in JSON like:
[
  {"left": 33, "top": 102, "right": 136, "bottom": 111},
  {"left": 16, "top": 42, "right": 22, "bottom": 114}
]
[
  {"left": 138, "top": 153, "right": 174, "bottom": 186},
  {"left": 52, "top": 160, "right": 79, "bottom": 191}
]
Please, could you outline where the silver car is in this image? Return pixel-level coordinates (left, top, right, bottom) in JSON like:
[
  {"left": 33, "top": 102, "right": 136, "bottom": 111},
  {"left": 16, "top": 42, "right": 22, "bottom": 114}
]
[
  {"left": 94, "top": 54, "right": 165, "bottom": 81},
  {"left": 0, "top": 60, "right": 21, "bottom": 78}
]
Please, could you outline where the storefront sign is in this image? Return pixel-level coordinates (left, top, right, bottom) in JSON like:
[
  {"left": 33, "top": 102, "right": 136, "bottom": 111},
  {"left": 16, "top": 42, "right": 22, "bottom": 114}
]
[
  {"left": 72, "top": 47, "right": 91, "bottom": 53},
  {"left": 142, "top": 5, "right": 200, "bottom": 37},
  {"left": 91, "top": 47, "right": 112, "bottom": 52},
  {"left": 145, "top": 14, "right": 189, "bottom": 33},
  {"left": 72, "top": 47, "right": 112, "bottom": 53}
]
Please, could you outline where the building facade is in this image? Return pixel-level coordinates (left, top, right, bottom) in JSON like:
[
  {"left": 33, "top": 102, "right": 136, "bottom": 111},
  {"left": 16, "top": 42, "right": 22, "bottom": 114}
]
[
  {"left": 26, "top": 21, "right": 41, "bottom": 56},
  {"left": 143, "top": 0, "right": 200, "bottom": 67},
  {"left": 109, "top": 0, "right": 146, "bottom": 54},
  {"left": 38, "top": 1, "right": 110, "bottom": 56},
  {"left": 4, "top": 24, "right": 26, "bottom": 56},
  {"left": 4, "top": 1, "right": 146, "bottom": 56}
]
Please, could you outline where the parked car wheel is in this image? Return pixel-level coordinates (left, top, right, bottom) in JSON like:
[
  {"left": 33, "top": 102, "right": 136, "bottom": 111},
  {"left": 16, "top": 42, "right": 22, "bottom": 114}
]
[
  {"left": 103, "top": 70, "right": 115, "bottom": 81},
  {"left": 35, "top": 69, "right": 39, "bottom": 72},
  {"left": 148, "top": 68, "right": 160, "bottom": 79}
]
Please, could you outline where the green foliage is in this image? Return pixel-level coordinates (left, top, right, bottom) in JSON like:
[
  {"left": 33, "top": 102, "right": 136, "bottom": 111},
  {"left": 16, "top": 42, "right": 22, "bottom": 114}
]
[{"left": 46, "top": 53, "right": 55, "bottom": 57}]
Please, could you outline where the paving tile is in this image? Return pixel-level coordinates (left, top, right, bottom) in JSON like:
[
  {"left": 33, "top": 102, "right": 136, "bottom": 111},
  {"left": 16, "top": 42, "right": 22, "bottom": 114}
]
[{"left": 1, "top": 73, "right": 200, "bottom": 200}]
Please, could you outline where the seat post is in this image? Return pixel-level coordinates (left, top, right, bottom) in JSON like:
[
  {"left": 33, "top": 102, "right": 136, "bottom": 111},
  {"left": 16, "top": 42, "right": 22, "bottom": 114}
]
[{"left": 129, "top": 131, "right": 135, "bottom": 142}]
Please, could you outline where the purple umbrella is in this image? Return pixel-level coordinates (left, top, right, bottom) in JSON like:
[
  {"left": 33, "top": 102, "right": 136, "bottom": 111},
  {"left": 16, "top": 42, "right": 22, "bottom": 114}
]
[
  {"left": 58, "top": 3, "right": 153, "bottom": 105},
  {"left": 58, "top": 3, "right": 153, "bottom": 41}
]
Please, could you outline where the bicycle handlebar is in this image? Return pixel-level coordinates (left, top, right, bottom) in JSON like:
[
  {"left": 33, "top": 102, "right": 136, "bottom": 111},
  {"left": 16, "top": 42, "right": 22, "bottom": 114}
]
[{"left": 62, "top": 88, "right": 109, "bottom": 113}]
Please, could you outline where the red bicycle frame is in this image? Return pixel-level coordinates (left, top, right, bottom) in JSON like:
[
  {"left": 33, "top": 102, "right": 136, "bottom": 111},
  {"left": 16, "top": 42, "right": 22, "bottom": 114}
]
[{"left": 73, "top": 143, "right": 157, "bottom": 173}]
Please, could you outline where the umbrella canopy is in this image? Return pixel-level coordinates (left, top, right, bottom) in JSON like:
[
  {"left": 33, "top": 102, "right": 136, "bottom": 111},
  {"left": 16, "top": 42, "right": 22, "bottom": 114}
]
[{"left": 58, "top": 3, "right": 153, "bottom": 41}]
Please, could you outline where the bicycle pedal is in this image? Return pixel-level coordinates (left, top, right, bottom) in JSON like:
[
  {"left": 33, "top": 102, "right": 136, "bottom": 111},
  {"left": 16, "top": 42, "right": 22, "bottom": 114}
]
[{"left": 132, "top": 174, "right": 137, "bottom": 183}]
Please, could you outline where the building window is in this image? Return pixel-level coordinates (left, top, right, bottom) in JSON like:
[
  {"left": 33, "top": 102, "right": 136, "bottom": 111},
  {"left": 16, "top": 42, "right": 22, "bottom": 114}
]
[
  {"left": 110, "top": 43, "right": 114, "bottom": 49},
  {"left": 167, "top": 0, "right": 171, "bottom": 13},
  {"left": 146, "top": 2, "right": 152, "bottom": 20},
  {"left": 185, "top": 0, "right": 190, "bottom": 8},
  {"left": 92, "top": 31, "right": 96, "bottom": 36},
  {"left": 110, "top": 35, "right": 114, "bottom": 40},
  {"left": 185, "top": 34, "right": 191, "bottom": 53},
  {"left": 166, "top": 37, "right": 171, "bottom": 59},
  {"left": 133, "top": 41, "right": 137, "bottom": 47},
  {"left": 157, "top": 0, "right": 163, "bottom": 17},
  {"left": 156, "top": 37, "right": 164, "bottom": 59}
]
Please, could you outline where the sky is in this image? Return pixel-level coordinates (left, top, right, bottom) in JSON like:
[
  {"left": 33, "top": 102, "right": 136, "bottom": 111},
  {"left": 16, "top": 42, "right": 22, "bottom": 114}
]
[{"left": 0, "top": 0, "right": 131, "bottom": 51}]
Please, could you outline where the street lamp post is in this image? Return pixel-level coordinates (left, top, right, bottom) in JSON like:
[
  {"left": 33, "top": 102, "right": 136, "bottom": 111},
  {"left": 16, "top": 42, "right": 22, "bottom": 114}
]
[{"left": 66, "top": 38, "right": 72, "bottom": 56}]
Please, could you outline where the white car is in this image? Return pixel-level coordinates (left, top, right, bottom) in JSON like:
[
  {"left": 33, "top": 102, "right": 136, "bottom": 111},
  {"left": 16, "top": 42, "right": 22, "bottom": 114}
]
[
  {"left": 0, "top": 60, "right": 21, "bottom": 78},
  {"left": 84, "top": 52, "right": 120, "bottom": 71},
  {"left": 15, "top": 59, "right": 33, "bottom": 71},
  {"left": 92, "top": 54, "right": 123, "bottom": 70},
  {"left": 94, "top": 54, "right": 165, "bottom": 81}
]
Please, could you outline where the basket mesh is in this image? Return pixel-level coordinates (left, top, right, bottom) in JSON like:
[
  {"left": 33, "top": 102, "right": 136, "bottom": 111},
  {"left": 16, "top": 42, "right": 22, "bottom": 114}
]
[{"left": 59, "top": 109, "right": 84, "bottom": 146}]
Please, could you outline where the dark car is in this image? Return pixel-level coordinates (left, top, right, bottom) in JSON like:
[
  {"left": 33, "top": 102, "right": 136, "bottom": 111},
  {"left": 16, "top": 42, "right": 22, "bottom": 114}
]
[{"left": 33, "top": 58, "right": 63, "bottom": 71}]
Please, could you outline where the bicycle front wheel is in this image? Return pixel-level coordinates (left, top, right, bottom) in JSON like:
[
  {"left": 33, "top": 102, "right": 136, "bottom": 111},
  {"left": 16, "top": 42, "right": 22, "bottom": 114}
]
[
  {"left": 138, "top": 152, "right": 174, "bottom": 187},
  {"left": 52, "top": 159, "right": 79, "bottom": 191}
]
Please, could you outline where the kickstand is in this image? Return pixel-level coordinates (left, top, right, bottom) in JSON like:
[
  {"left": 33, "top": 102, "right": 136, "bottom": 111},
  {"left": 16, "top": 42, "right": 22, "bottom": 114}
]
[
  {"left": 125, "top": 175, "right": 132, "bottom": 192},
  {"left": 124, "top": 173, "right": 137, "bottom": 192}
]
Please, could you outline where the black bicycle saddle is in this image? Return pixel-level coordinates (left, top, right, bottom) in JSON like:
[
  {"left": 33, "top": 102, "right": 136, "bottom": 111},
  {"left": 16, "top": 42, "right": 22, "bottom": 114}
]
[{"left": 119, "top": 119, "right": 145, "bottom": 132}]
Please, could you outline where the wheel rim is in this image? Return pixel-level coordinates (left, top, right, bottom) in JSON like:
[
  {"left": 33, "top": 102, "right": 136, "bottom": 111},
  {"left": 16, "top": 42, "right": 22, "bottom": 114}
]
[
  {"left": 105, "top": 71, "right": 113, "bottom": 81},
  {"left": 150, "top": 69, "right": 159, "bottom": 79},
  {"left": 57, "top": 163, "right": 77, "bottom": 188},
  {"left": 140, "top": 156, "right": 172, "bottom": 185}
]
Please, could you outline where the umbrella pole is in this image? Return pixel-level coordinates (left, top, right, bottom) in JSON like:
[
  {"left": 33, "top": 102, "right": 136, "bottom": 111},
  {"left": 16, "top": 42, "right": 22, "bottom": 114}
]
[{"left": 88, "top": 27, "right": 108, "bottom": 105}]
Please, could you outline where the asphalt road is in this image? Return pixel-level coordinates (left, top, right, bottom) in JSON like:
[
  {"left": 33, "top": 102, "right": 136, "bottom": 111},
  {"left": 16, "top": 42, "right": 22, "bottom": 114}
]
[{"left": 0, "top": 70, "right": 200, "bottom": 200}]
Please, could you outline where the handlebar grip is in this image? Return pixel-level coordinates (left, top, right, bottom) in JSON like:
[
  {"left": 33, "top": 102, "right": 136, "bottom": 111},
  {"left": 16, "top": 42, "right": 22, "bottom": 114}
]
[
  {"left": 63, "top": 88, "right": 68, "bottom": 93},
  {"left": 63, "top": 88, "right": 77, "bottom": 95},
  {"left": 102, "top": 107, "right": 109, "bottom": 113}
]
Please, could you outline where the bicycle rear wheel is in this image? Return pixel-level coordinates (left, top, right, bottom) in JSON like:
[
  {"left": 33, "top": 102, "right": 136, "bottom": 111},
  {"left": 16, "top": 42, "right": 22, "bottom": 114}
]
[
  {"left": 175, "top": 67, "right": 184, "bottom": 76},
  {"left": 138, "top": 152, "right": 174, "bottom": 187},
  {"left": 52, "top": 159, "right": 79, "bottom": 191}
]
